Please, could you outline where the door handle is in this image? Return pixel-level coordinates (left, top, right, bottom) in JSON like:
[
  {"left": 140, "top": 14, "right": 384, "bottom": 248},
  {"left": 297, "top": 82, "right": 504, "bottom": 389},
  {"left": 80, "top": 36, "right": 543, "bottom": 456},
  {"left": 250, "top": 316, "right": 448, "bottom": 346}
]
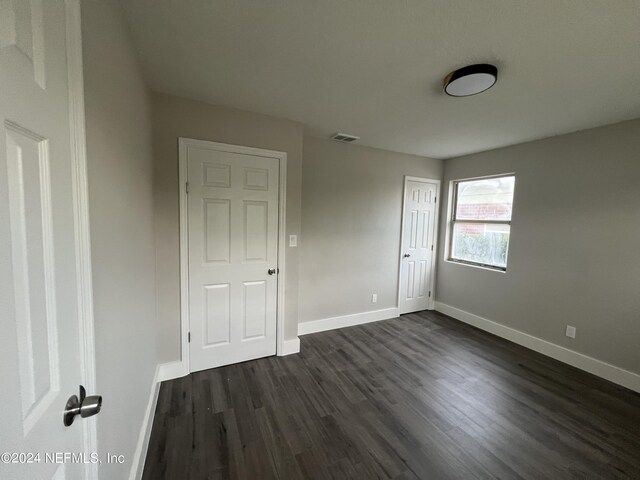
[
  {"left": 403, "top": 254, "right": 411, "bottom": 258},
  {"left": 63, "top": 385, "right": 102, "bottom": 427},
  {"left": 268, "top": 268, "right": 278, "bottom": 275}
]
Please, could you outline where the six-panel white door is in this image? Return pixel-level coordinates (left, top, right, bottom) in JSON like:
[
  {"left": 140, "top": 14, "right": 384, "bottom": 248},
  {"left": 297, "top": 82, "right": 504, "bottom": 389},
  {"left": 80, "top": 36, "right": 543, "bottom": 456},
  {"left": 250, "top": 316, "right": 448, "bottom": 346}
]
[
  {"left": 186, "top": 141, "right": 280, "bottom": 372},
  {"left": 399, "top": 180, "right": 438, "bottom": 314},
  {"left": 0, "top": 1, "right": 89, "bottom": 479}
]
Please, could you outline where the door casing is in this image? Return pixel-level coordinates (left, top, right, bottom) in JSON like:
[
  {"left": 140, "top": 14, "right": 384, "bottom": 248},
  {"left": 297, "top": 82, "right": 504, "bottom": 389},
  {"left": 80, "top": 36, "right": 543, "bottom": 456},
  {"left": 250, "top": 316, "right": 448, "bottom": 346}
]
[
  {"left": 178, "top": 138, "right": 287, "bottom": 375},
  {"left": 397, "top": 176, "right": 441, "bottom": 314}
]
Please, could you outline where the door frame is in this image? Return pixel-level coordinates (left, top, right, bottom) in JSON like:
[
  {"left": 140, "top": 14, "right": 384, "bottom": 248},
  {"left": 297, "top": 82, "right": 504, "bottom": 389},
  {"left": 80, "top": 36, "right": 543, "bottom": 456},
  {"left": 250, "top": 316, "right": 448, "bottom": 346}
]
[
  {"left": 178, "top": 138, "right": 287, "bottom": 375},
  {"left": 66, "top": 1, "right": 99, "bottom": 478},
  {"left": 397, "top": 176, "right": 441, "bottom": 314}
]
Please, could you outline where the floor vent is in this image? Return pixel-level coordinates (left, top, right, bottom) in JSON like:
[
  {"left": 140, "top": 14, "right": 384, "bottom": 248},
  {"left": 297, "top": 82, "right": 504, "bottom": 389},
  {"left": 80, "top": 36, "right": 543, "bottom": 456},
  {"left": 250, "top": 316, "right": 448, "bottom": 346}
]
[{"left": 331, "top": 133, "right": 360, "bottom": 143}]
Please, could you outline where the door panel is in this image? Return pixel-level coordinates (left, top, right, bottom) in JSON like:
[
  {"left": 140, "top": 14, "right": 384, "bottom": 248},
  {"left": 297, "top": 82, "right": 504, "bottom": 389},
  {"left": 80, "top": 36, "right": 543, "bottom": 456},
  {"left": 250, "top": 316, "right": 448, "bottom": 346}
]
[
  {"left": 203, "top": 199, "right": 231, "bottom": 263},
  {"left": 244, "top": 200, "right": 268, "bottom": 261},
  {"left": 1, "top": 1, "right": 87, "bottom": 479},
  {"left": 203, "top": 284, "right": 231, "bottom": 346},
  {"left": 186, "top": 143, "right": 279, "bottom": 372},
  {"left": 6, "top": 123, "right": 59, "bottom": 434},
  {"left": 243, "top": 280, "right": 267, "bottom": 339},
  {"left": 399, "top": 180, "right": 438, "bottom": 315}
]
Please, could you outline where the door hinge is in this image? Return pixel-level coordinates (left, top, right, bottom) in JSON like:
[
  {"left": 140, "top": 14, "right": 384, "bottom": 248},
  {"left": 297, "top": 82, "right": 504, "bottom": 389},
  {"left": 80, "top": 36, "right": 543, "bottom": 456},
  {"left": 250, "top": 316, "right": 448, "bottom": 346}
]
[
  {"left": 434, "top": 196, "right": 437, "bottom": 203},
  {"left": 431, "top": 245, "right": 434, "bottom": 251},
  {"left": 188, "top": 331, "right": 191, "bottom": 343},
  {"left": 185, "top": 182, "right": 189, "bottom": 194},
  {"left": 428, "top": 291, "right": 431, "bottom": 298}
]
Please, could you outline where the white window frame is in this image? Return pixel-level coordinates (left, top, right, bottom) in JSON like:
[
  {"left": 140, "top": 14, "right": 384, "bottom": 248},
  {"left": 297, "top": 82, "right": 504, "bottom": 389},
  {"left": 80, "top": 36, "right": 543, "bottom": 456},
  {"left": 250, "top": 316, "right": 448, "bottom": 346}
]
[{"left": 447, "top": 173, "right": 515, "bottom": 272}]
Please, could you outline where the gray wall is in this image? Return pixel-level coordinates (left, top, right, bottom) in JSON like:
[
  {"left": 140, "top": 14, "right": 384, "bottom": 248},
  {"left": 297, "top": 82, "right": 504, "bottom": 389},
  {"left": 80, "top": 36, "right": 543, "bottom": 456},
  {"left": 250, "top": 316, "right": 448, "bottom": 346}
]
[
  {"left": 82, "top": 0, "right": 159, "bottom": 477},
  {"left": 437, "top": 119, "right": 640, "bottom": 374},
  {"left": 300, "top": 137, "right": 442, "bottom": 323},
  {"left": 153, "top": 93, "right": 304, "bottom": 362}
]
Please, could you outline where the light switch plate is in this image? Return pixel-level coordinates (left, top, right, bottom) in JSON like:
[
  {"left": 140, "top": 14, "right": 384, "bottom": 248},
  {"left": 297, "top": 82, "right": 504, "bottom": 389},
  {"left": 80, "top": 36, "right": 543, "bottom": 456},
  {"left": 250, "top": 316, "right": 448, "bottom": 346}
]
[
  {"left": 289, "top": 235, "right": 297, "bottom": 247},
  {"left": 565, "top": 325, "right": 576, "bottom": 339}
]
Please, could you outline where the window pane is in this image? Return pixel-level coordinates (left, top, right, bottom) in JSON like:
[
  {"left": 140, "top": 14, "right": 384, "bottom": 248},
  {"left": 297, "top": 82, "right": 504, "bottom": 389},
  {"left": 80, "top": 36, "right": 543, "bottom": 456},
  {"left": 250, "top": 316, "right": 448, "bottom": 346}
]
[
  {"left": 451, "top": 222, "right": 510, "bottom": 269},
  {"left": 455, "top": 176, "right": 514, "bottom": 221}
]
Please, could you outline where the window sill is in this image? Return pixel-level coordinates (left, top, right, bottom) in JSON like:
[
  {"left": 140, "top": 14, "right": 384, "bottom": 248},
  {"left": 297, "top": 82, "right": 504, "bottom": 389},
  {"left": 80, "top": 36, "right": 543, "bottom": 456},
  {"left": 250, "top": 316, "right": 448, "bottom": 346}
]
[{"left": 445, "top": 258, "right": 507, "bottom": 273}]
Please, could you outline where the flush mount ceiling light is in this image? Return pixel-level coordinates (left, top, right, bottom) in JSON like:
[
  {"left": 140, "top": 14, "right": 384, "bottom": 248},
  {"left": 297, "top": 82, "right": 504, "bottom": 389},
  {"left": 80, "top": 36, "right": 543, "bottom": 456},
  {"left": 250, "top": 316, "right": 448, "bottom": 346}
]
[{"left": 443, "top": 64, "right": 498, "bottom": 97}]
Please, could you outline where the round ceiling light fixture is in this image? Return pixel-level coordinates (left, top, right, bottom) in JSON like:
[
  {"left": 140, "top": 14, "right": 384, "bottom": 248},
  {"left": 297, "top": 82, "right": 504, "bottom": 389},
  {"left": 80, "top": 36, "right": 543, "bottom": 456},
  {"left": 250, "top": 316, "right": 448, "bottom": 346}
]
[{"left": 443, "top": 64, "right": 498, "bottom": 97}]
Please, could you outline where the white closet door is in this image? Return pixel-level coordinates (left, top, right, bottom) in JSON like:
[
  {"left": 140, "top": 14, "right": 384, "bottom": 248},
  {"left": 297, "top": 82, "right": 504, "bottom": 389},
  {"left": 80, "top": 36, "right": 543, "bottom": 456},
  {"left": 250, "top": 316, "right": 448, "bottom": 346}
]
[
  {"left": 399, "top": 180, "right": 437, "bottom": 314},
  {"left": 186, "top": 142, "right": 280, "bottom": 372}
]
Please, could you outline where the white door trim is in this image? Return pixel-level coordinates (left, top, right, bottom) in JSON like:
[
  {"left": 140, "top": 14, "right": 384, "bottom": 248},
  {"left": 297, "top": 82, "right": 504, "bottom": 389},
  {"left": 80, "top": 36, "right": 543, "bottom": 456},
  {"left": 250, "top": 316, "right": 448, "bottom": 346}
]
[
  {"left": 66, "top": 1, "right": 98, "bottom": 478},
  {"left": 178, "top": 138, "right": 287, "bottom": 375},
  {"left": 397, "top": 176, "right": 441, "bottom": 314}
]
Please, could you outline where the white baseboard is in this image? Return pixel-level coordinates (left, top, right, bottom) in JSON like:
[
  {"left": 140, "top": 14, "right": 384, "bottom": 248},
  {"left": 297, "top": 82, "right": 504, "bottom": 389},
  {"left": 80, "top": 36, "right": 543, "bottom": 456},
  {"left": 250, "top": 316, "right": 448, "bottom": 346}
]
[
  {"left": 298, "top": 307, "right": 399, "bottom": 336},
  {"left": 280, "top": 337, "right": 300, "bottom": 355},
  {"left": 128, "top": 365, "right": 161, "bottom": 480},
  {"left": 157, "top": 360, "right": 186, "bottom": 382},
  {"left": 435, "top": 302, "right": 640, "bottom": 393}
]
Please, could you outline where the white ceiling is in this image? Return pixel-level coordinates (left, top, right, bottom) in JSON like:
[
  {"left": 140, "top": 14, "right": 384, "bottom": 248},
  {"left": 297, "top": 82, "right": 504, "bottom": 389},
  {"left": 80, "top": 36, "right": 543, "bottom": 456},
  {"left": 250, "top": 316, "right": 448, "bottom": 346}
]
[{"left": 119, "top": 0, "right": 640, "bottom": 159}]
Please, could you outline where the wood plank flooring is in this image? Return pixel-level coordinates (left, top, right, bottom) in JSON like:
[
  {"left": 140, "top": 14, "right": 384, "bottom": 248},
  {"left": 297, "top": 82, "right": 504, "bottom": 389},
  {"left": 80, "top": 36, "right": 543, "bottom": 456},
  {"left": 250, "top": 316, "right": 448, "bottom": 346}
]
[{"left": 142, "top": 310, "right": 640, "bottom": 479}]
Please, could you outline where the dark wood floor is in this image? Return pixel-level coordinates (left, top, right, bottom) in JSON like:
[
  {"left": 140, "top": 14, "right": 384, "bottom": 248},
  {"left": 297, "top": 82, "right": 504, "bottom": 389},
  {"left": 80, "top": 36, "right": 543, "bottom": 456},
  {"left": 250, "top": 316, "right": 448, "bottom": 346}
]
[{"left": 142, "top": 311, "right": 640, "bottom": 479}]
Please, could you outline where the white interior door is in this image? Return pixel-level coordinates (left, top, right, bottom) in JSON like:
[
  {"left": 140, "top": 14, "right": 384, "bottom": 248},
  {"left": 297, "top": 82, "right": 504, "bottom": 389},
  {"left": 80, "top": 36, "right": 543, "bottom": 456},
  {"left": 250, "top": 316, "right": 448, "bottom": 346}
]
[
  {"left": 399, "top": 179, "right": 438, "bottom": 314},
  {"left": 0, "top": 1, "right": 93, "bottom": 479},
  {"left": 185, "top": 140, "right": 280, "bottom": 372}
]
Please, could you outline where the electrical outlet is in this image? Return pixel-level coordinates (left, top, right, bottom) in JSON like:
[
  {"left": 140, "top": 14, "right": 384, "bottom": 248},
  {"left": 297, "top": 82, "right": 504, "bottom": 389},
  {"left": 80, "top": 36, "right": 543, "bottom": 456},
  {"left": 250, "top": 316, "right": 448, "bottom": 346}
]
[
  {"left": 289, "top": 235, "right": 297, "bottom": 247},
  {"left": 371, "top": 294, "right": 377, "bottom": 303},
  {"left": 565, "top": 325, "right": 576, "bottom": 339}
]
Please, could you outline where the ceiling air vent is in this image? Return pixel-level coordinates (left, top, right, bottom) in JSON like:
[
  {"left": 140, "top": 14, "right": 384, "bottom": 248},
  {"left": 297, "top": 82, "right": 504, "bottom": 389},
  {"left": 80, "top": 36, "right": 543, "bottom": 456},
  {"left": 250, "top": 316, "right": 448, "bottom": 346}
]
[{"left": 331, "top": 133, "right": 360, "bottom": 143}]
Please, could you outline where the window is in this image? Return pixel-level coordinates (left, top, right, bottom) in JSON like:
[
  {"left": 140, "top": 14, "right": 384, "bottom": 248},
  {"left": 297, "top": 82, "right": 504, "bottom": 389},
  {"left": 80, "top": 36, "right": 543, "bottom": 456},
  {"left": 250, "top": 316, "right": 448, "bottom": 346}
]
[{"left": 449, "top": 174, "right": 515, "bottom": 271}]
